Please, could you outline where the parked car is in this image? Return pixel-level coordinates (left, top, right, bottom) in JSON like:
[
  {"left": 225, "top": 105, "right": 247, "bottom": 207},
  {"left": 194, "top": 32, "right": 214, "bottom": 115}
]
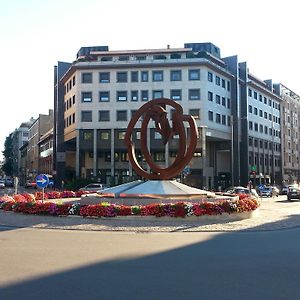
[
  {"left": 287, "top": 187, "right": 300, "bottom": 201},
  {"left": 79, "top": 183, "right": 107, "bottom": 193}
]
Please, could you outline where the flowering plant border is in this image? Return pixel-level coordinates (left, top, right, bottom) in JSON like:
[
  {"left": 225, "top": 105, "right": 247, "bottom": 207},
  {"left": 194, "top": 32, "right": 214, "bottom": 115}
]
[{"left": 0, "top": 193, "right": 259, "bottom": 219}]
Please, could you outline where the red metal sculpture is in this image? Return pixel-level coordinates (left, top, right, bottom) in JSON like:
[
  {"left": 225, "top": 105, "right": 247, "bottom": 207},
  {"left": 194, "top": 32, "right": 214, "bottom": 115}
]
[{"left": 124, "top": 98, "right": 199, "bottom": 180}]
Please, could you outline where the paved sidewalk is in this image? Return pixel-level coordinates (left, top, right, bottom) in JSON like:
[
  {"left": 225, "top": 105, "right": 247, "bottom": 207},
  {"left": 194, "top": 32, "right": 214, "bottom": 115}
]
[{"left": 1, "top": 197, "right": 300, "bottom": 232}]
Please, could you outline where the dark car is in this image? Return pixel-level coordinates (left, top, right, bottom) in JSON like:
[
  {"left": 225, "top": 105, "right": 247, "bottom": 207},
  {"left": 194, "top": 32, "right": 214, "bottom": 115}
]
[{"left": 287, "top": 187, "right": 300, "bottom": 201}]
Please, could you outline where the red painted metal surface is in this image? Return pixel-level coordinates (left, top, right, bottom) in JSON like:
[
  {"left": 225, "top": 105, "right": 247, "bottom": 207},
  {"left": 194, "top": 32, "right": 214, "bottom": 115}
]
[{"left": 124, "top": 98, "right": 199, "bottom": 180}]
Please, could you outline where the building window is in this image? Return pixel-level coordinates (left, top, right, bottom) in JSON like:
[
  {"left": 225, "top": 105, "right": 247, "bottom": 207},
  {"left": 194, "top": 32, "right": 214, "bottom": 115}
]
[
  {"left": 117, "top": 72, "right": 127, "bottom": 82},
  {"left": 215, "top": 76, "right": 220, "bottom": 86},
  {"left": 189, "top": 109, "right": 200, "bottom": 119},
  {"left": 154, "top": 152, "right": 165, "bottom": 162},
  {"left": 131, "top": 90, "right": 138, "bottom": 101},
  {"left": 222, "top": 97, "right": 226, "bottom": 106},
  {"left": 154, "top": 132, "right": 162, "bottom": 139},
  {"left": 208, "top": 72, "right": 213, "bottom": 82},
  {"left": 99, "top": 110, "right": 110, "bottom": 121},
  {"left": 131, "top": 110, "right": 138, "bottom": 118},
  {"left": 117, "top": 91, "right": 127, "bottom": 101},
  {"left": 249, "top": 105, "right": 253, "bottom": 113},
  {"left": 249, "top": 121, "right": 253, "bottom": 130},
  {"left": 216, "top": 94, "right": 220, "bottom": 104},
  {"left": 222, "top": 115, "right": 226, "bottom": 125},
  {"left": 118, "top": 131, "right": 126, "bottom": 140},
  {"left": 99, "top": 72, "right": 110, "bottom": 83},
  {"left": 188, "top": 69, "right": 200, "bottom": 80},
  {"left": 83, "top": 131, "right": 92, "bottom": 140},
  {"left": 141, "top": 71, "right": 148, "bottom": 82},
  {"left": 170, "top": 89, "right": 181, "bottom": 101},
  {"left": 208, "top": 91, "right": 213, "bottom": 101},
  {"left": 170, "top": 70, "right": 181, "bottom": 81},
  {"left": 116, "top": 110, "right": 127, "bottom": 121},
  {"left": 100, "top": 131, "right": 110, "bottom": 140},
  {"left": 136, "top": 55, "right": 146, "bottom": 60},
  {"left": 208, "top": 111, "right": 213, "bottom": 121},
  {"left": 81, "top": 110, "right": 92, "bottom": 122},
  {"left": 153, "top": 90, "right": 163, "bottom": 99},
  {"left": 119, "top": 55, "right": 129, "bottom": 61},
  {"left": 82, "top": 92, "right": 92, "bottom": 102},
  {"left": 152, "top": 71, "right": 163, "bottom": 81},
  {"left": 222, "top": 79, "right": 225, "bottom": 88},
  {"left": 189, "top": 89, "right": 200, "bottom": 100},
  {"left": 141, "top": 90, "right": 149, "bottom": 101},
  {"left": 82, "top": 72, "right": 92, "bottom": 83},
  {"left": 99, "top": 91, "right": 110, "bottom": 102},
  {"left": 131, "top": 71, "right": 138, "bottom": 82}
]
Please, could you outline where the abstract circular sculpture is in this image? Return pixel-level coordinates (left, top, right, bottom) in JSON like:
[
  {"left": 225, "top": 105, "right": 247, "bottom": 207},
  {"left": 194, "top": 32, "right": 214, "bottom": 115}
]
[{"left": 124, "top": 98, "right": 199, "bottom": 180}]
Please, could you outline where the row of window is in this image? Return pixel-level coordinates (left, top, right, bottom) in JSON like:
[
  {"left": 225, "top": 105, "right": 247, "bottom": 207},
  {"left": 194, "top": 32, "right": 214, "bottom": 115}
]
[
  {"left": 249, "top": 154, "right": 281, "bottom": 167},
  {"left": 249, "top": 137, "right": 281, "bottom": 152},
  {"left": 248, "top": 88, "right": 280, "bottom": 110},
  {"left": 248, "top": 105, "right": 280, "bottom": 124},
  {"left": 65, "top": 95, "right": 76, "bottom": 111},
  {"left": 208, "top": 92, "right": 231, "bottom": 109},
  {"left": 78, "top": 109, "right": 200, "bottom": 124},
  {"left": 81, "top": 89, "right": 202, "bottom": 103},
  {"left": 65, "top": 113, "right": 75, "bottom": 128},
  {"left": 249, "top": 121, "right": 280, "bottom": 137},
  {"left": 79, "top": 70, "right": 231, "bottom": 89},
  {"left": 66, "top": 76, "right": 76, "bottom": 94},
  {"left": 208, "top": 111, "right": 231, "bottom": 126}
]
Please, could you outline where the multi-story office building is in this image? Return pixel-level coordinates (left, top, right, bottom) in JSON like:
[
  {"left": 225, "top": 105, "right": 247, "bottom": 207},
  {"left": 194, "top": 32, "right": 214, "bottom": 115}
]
[
  {"left": 274, "top": 83, "right": 300, "bottom": 185},
  {"left": 10, "top": 118, "right": 36, "bottom": 177},
  {"left": 54, "top": 42, "right": 285, "bottom": 189},
  {"left": 26, "top": 110, "right": 54, "bottom": 181}
]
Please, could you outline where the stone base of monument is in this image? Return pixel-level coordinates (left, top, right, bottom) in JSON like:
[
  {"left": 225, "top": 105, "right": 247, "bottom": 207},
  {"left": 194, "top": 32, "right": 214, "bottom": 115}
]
[{"left": 80, "top": 180, "right": 238, "bottom": 205}]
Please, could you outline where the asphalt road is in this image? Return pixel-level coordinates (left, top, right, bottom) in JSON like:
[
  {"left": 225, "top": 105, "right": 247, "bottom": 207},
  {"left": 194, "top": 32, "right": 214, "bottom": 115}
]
[{"left": 1, "top": 225, "right": 300, "bottom": 300}]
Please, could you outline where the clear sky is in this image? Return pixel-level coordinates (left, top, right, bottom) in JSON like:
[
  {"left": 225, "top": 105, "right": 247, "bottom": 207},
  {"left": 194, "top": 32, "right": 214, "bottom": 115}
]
[{"left": 0, "top": 0, "right": 299, "bottom": 160}]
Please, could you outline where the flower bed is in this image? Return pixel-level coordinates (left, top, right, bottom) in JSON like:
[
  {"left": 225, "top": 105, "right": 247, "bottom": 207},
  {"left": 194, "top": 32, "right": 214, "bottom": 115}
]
[{"left": 0, "top": 192, "right": 259, "bottom": 219}]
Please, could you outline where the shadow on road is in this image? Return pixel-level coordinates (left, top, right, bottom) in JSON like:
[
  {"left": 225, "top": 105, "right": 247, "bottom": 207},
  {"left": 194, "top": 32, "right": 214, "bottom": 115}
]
[{"left": 1, "top": 213, "right": 300, "bottom": 299}]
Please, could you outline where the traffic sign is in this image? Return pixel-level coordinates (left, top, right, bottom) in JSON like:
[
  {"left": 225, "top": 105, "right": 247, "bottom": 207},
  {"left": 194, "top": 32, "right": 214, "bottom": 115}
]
[
  {"left": 257, "top": 184, "right": 264, "bottom": 190},
  {"left": 36, "top": 174, "right": 49, "bottom": 189}
]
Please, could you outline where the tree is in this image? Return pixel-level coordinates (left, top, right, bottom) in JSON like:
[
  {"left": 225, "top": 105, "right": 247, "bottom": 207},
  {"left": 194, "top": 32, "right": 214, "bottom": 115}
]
[{"left": 1, "top": 133, "right": 14, "bottom": 176}]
